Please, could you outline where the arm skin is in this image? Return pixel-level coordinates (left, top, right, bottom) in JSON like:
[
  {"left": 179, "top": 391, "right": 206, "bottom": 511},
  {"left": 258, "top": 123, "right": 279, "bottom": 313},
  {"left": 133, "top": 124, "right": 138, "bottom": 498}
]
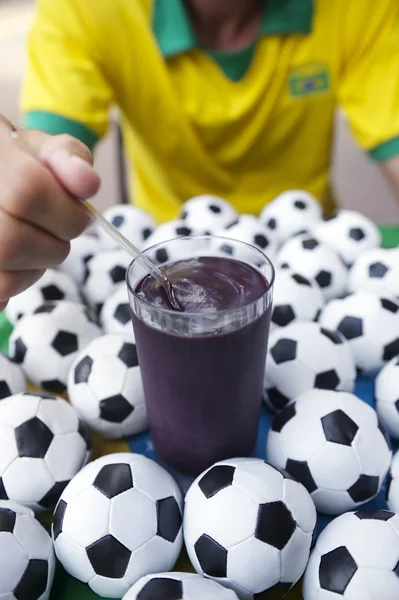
[{"left": 380, "top": 156, "right": 399, "bottom": 212}]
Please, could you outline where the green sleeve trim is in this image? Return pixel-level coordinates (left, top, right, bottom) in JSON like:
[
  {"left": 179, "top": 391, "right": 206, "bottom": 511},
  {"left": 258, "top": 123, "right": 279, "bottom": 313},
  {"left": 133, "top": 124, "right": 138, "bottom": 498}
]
[
  {"left": 368, "top": 136, "right": 399, "bottom": 162},
  {"left": 23, "top": 112, "right": 98, "bottom": 151}
]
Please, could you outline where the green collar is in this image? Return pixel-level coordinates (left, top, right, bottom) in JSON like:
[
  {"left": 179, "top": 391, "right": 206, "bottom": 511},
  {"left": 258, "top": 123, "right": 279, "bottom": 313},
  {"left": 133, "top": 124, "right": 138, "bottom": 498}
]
[{"left": 153, "top": 0, "right": 314, "bottom": 58}]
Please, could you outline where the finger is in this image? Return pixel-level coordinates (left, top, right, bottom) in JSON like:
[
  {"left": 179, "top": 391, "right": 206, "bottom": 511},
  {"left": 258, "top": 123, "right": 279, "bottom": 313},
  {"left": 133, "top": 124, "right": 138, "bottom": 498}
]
[{"left": 0, "top": 269, "right": 46, "bottom": 303}]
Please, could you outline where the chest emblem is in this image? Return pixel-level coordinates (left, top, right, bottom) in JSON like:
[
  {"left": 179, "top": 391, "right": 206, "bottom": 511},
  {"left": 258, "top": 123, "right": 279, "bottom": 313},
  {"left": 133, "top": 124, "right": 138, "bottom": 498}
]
[{"left": 288, "top": 63, "right": 330, "bottom": 98}]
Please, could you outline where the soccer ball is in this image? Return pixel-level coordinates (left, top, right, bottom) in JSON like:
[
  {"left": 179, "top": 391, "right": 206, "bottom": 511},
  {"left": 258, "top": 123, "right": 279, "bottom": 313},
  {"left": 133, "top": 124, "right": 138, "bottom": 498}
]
[
  {"left": 303, "top": 510, "right": 399, "bottom": 600},
  {"left": 83, "top": 250, "right": 131, "bottom": 313},
  {"left": 313, "top": 209, "right": 382, "bottom": 266},
  {"left": 0, "top": 500, "right": 55, "bottom": 599},
  {"left": 96, "top": 205, "right": 156, "bottom": 250},
  {"left": 267, "top": 389, "right": 392, "bottom": 515},
  {"left": 276, "top": 234, "right": 347, "bottom": 301},
  {"left": 184, "top": 458, "right": 316, "bottom": 600},
  {"left": 125, "top": 572, "right": 239, "bottom": 600},
  {"left": 9, "top": 301, "right": 102, "bottom": 394},
  {"left": 100, "top": 285, "right": 133, "bottom": 335},
  {"left": 180, "top": 195, "right": 238, "bottom": 233},
  {"left": 264, "top": 322, "right": 356, "bottom": 412},
  {"left": 269, "top": 270, "right": 324, "bottom": 331},
  {"left": 0, "top": 351, "right": 26, "bottom": 399},
  {"left": 319, "top": 291, "right": 399, "bottom": 375},
  {"left": 348, "top": 247, "right": 399, "bottom": 297},
  {"left": 142, "top": 220, "right": 202, "bottom": 249},
  {"left": 214, "top": 215, "right": 278, "bottom": 263},
  {"left": 58, "top": 234, "right": 101, "bottom": 286},
  {"left": 68, "top": 334, "right": 147, "bottom": 439},
  {"left": 375, "top": 357, "right": 399, "bottom": 439},
  {"left": 0, "top": 392, "right": 91, "bottom": 512},
  {"left": 260, "top": 190, "right": 322, "bottom": 247},
  {"left": 52, "top": 453, "right": 183, "bottom": 598},
  {"left": 387, "top": 450, "right": 399, "bottom": 512},
  {"left": 6, "top": 269, "right": 81, "bottom": 325}
]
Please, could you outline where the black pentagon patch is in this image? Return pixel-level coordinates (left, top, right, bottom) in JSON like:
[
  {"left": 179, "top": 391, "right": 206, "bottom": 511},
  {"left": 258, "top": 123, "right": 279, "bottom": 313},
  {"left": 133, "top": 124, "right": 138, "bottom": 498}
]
[
  {"left": 52, "top": 499, "right": 67, "bottom": 540},
  {"left": 383, "top": 339, "right": 399, "bottom": 362},
  {"left": 272, "top": 305, "right": 296, "bottom": 327},
  {"left": 322, "top": 410, "right": 358, "bottom": 445},
  {"left": 315, "top": 370, "right": 340, "bottom": 390},
  {"left": 209, "top": 204, "right": 221, "bottom": 214},
  {"left": 292, "top": 273, "right": 312, "bottom": 286},
  {"left": 302, "top": 238, "right": 319, "bottom": 250},
  {"left": 42, "top": 379, "right": 66, "bottom": 394},
  {"left": 254, "top": 234, "right": 269, "bottom": 249},
  {"left": 267, "top": 218, "right": 277, "bottom": 230},
  {"left": 156, "top": 248, "right": 169, "bottom": 264},
  {"left": 267, "top": 387, "right": 290, "bottom": 411},
  {"left": 0, "top": 381, "right": 11, "bottom": 400},
  {"left": 381, "top": 298, "right": 399, "bottom": 314},
  {"left": 86, "top": 535, "right": 131, "bottom": 578},
  {"left": 14, "top": 559, "right": 49, "bottom": 600},
  {"left": 338, "top": 316, "right": 363, "bottom": 340},
  {"left": 320, "top": 547, "right": 357, "bottom": 593},
  {"left": 41, "top": 284, "right": 64, "bottom": 302},
  {"left": 286, "top": 459, "right": 317, "bottom": 493},
  {"left": 52, "top": 331, "right": 78, "bottom": 357},
  {"left": 156, "top": 497, "right": 182, "bottom": 542},
  {"left": 110, "top": 266, "right": 127, "bottom": 284},
  {"left": 255, "top": 501, "right": 296, "bottom": 550},
  {"left": 93, "top": 463, "right": 133, "bottom": 499},
  {"left": 271, "top": 339, "right": 297, "bottom": 364},
  {"left": 15, "top": 417, "right": 53, "bottom": 458},
  {"left": 198, "top": 465, "right": 235, "bottom": 499},
  {"left": 349, "top": 228, "right": 365, "bottom": 242},
  {"left": 321, "top": 328, "right": 343, "bottom": 345},
  {"left": 348, "top": 474, "right": 379, "bottom": 503},
  {"left": 254, "top": 582, "right": 292, "bottom": 599},
  {"left": 220, "top": 243, "right": 234, "bottom": 256},
  {"left": 315, "top": 270, "right": 332, "bottom": 288},
  {"left": 118, "top": 343, "right": 139, "bottom": 368},
  {"left": 13, "top": 338, "right": 27, "bottom": 364},
  {"left": 74, "top": 356, "right": 93, "bottom": 385},
  {"left": 111, "top": 215, "right": 124, "bottom": 228},
  {"left": 272, "top": 403, "right": 296, "bottom": 433},
  {"left": 40, "top": 481, "right": 68, "bottom": 510},
  {"left": 294, "top": 200, "right": 307, "bottom": 210},
  {"left": 0, "top": 478, "right": 8, "bottom": 500},
  {"left": 114, "top": 303, "right": 131, "bottom": 325},
  {"left": 0, "top": 508, "right": 16, "bottom": 532},
  {"left": 355, "top": 510, "right": 395, "bottom": 521},
  {"left": 78, "top": 420, "right": 92, "bottom": 451},
  {"left": 99, "top": 395, "right": 133, "bottom": 423},
  {"left": 34, "top": 304, "right": 57, "bottom": 315},
  {"left": 280, "top": 263, "right": 290, "bottom": 269},
  {"left": 194, "top": 534, "right": 227, "bottom": 578},
  {"left": 137, "top": 578, "right": 183, "bottom": 600},
  {"left": 176, "top": 226, "right": 191, "bottom": 236},
  {"left": 142, "top": 227, "right": 153, "bottom": 241},
  {"left": 369, "top": 262, "right": 388, "bottom": 279}
]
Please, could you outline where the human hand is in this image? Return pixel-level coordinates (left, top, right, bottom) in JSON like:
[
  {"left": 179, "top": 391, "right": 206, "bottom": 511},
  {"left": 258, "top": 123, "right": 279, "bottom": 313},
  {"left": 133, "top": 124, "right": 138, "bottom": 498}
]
[{"left": 0, "top": 115, "right": 101, "bottom": 311}]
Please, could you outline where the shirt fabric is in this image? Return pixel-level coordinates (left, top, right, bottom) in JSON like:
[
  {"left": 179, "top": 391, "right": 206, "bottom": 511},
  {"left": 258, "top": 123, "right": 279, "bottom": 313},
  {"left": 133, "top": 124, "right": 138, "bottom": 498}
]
[{"left": 22, "top": 0, "right": 399, "bottom": 223}]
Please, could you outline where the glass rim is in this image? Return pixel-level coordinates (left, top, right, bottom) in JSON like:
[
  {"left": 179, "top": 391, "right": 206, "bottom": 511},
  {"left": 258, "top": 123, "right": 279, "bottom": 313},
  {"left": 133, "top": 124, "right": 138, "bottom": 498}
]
[{"left": 126, "top": 234, "right": 275, "bottom": 318}]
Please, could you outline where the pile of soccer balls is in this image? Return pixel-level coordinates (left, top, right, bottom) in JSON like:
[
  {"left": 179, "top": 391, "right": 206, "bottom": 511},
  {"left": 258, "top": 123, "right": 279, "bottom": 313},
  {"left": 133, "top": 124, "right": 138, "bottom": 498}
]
[{"left": 0, "top": 191, "right": 397, "bottom": 599}]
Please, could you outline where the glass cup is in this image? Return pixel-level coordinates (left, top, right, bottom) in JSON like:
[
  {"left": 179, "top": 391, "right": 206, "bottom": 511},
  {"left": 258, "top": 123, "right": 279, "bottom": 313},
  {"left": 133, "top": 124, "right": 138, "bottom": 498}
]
[{"left": 127, "top": 236, "right": 274, "bottom": 476}]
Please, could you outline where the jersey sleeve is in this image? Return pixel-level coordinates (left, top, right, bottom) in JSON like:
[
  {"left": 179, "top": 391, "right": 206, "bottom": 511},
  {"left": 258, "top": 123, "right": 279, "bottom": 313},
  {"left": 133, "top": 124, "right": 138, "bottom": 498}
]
[
  {"left": 338, "top": 0, "right": 399, "bottom": 161},
  {"left": 21, "top": 0, "right": 114, "bottom": 148}
]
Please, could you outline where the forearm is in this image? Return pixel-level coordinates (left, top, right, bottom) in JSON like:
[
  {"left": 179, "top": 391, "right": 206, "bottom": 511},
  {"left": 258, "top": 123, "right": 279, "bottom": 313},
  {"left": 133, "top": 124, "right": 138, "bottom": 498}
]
[{"left": 380, "top": 155, "right": 399, "bottom": 207}]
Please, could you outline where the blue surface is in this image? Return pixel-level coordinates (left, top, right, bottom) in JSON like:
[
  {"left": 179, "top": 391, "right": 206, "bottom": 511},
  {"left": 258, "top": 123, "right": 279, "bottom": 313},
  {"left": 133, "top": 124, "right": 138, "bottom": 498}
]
[{"left": 129, "top": 377, "right": 397, "bottom": 537}]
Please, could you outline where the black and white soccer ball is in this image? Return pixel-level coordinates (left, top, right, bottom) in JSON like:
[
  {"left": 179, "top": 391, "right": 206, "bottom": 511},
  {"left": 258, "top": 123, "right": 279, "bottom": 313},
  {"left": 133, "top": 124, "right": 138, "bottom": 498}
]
[
  {"left": 375, "top": 357, "right": 399, "bottom": 439},
  {"left": 214, "top": 215, "right": 278, "bottom": 263},
  {"left": 269, "top": 270, "right": 324, "bottom": 332},
  {"left": 267, "top": 389, "right": 392, "bottom": 515},
  {"left": 97, "top": 205, "right": 156, "bottom": 250},
  {"left": 68, "top": 334, "right": 147, "bottom": 439},
  {"left": 184, "top": 458, "right": 317, "bottom": 600},
  {"left": 180, "top": 195, "right": 238, "bottom": 233},
  {"left": 52, "top": 453, "right": 183, "bottom": 597},
  {"left": 0, "top": 500, "right": 55, "bottom": 599},
  {"left": 142, "top": 219, "right": 202, "bottom": 249},
  {"left": 313, "top": 209, "right": 382, "bottom": 266},
  {"left": 264, "top": 322, "right": 356, "bottom": 412},
  {"left": 58, "top": 233, "right": 101, "bottom": 287},
  {"left": 83, "top": 249, "right": 131, "bottom": 313},
  {"left": 276, "top": 234, "right": 347, "bottom": 301},
  {"left": 0, "top": 351, "right": 26, "bottom": 399},
  {"left": 303, "top": 510, "right": 399, "bottom": 599},
  {"left": 9, "top": 301, "right": 102, "bottom": 394},
  {"left": 100, "top": 284, "right": 133, "bottom": 335},
  {"left": 319, "top": 291, "right": 399, "bottom": 375},
  {"left": 0, "top": 392, "right": 91, "bottom": 512},
  {"left": 260, "top": 190, "right": 322, "bottom": 247},
  {"left": 348, "top": 247, "right": 399, "bottom": 297},
  {"left": 125, "top": 572, "right": 239, "bottom": 600},
  {"left": 6, "top": 269, "right": 81, "bottom": 325},
  {"left": 387, "top": 450, "right": 399, "bottom": 512}
]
